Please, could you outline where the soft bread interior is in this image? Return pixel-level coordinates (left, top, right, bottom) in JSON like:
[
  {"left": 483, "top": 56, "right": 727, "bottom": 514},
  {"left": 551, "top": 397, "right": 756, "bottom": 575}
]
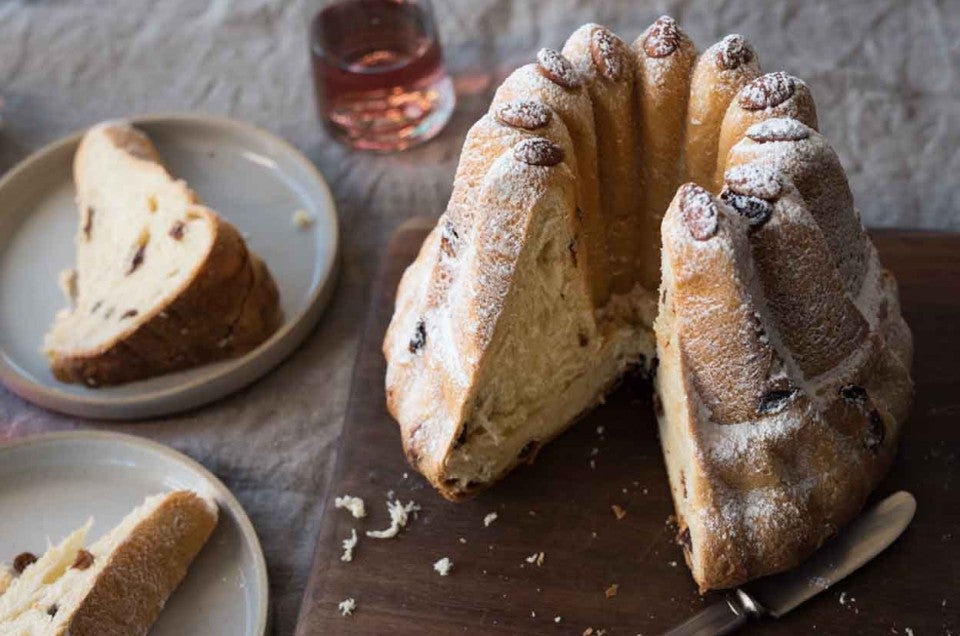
[
  {"left": 0, "top": 524, "right": 90, "bottom": 624},
  {"left": 43, "top": 123, "right": 216, "bottom": 356},
  {"left": 653, "top": 254, "right": 703, "bottom": 578},
  {"left": 0, "top": 491, "right": 217, "bottom": 635},
  {"left": 441, "top": 154, "right": 653, "bottom": 493}
]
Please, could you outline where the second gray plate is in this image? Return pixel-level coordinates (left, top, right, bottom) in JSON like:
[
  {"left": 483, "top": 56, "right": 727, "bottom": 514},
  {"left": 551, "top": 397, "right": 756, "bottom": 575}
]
[{"left": 0, "top": 114, "right": 339, "bottom": 419}]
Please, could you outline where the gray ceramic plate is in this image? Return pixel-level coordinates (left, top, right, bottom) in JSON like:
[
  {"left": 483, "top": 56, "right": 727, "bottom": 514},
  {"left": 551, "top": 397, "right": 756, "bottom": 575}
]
[
  {"left": 0, "top": 431, "right": 269, "bottom": 635},
  {"left": 0, "top": 114, "right": 338, "bottom": 419}
]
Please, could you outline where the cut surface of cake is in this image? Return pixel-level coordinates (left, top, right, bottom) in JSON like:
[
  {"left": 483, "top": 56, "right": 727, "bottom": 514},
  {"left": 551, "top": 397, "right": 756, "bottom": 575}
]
[
  {"left": 43, "top": 122, "right": 281, "bottom": 386},
  {"left": 383, "top": 16, "right": 913, "bottom": 590},
  {"left": 0, "top": 491, "right": 217, "bottom": 635}
]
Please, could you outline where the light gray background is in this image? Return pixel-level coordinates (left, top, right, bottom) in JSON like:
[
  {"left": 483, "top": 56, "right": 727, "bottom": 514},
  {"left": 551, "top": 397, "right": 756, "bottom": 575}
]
[{"left": 1, "top": 1, "right": 957, "bottom": 633}]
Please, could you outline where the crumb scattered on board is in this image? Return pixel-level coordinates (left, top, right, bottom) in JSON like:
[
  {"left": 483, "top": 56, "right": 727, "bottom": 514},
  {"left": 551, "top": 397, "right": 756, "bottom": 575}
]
[
  {"left": 433, "top": 557, "right": 453, "bottom": 576},
  {"left": 335, "top": 495, "right": 366, "bottom": 519},
  {"left": 338, "top": 598, "right": 356, "bottom": 616},
  {"left": 366, "top": 499, "right": 419, "bottom": 539},
  {"left": 612, "top": 504, "right": 627, "bottom": 520},
  {"left": 605, "top": 583, "right": 619, "bottom": 599},
  {"left": 525, "top": 551, "right": 545, "bottom": 567},
  {"left": 292, "top": 208, "right": 315, "bottom": 229},
  {"left": 554, "top": 616, "right": 562, "bottom": 623},
  {"left": 340, "top": 528, "right": 358, "bottom": 562},
  {"left": 483, "top": 512, "right": 498, "bottom": 527}
]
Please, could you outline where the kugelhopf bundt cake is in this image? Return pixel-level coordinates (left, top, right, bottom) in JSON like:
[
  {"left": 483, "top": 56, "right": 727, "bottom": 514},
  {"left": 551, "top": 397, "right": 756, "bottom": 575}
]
[
  {"left": 383, "top": 16, "right": 913, "bottom": 591},
  {"left": 44, "top": 122, "right": 282, "bottom": 386}
]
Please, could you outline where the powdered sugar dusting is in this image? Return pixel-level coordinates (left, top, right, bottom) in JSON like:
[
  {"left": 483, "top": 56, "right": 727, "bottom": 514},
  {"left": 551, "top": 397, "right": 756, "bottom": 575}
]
[
  {"left": 723, "top": 162, "right": 782, "bottom": 200},
  {"left": 746, "top": 117, "right": 811, "bottom": 143},
  {"left": 642, "top": 15, "right": 682, "bottom": 58},
  {"left": 536, "top": 48, "right": 582, "bottom": 89},
  {"left": 513, "top": 137, "right": 564, "bottom": 166},
  {"left": 678, "top": 183, "right": 719, "bottom": 241},
  {"left": 590, "top": 27, "right": 625, "bottom": 80},
  {"left": 738, "top": 72, "right": 797, "bottom": 110},
  {"left": 715, "top": 34, "right": 755, "bottom": 70},
  {"left": 494, "top": 99, "right": 552, "bottom": 130}
]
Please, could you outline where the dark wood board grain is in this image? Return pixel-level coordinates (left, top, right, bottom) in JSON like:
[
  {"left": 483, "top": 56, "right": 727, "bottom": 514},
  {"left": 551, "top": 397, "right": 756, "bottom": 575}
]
[{"left": 296, "top": 222, "right": 960, "bottom": 635}]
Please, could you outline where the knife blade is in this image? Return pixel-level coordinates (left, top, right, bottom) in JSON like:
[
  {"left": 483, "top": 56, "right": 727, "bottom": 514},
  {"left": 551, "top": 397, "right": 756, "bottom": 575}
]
[{"left": 662, "top": 491, "right": 916, "bottom": 635}]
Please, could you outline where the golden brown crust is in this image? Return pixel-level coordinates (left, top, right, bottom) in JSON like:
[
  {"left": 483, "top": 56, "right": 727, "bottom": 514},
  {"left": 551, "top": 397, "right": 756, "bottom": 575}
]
[
  {"left": 660, "top": 178, "right": 912, "bottom": 592},
  {"left": 663, "top": 184, "right": 783, "bottom": 423},
  {"left": 725, "top": 118, "right": 869, "bottom": 294},
  {"left": 714, "top": 72, "right": 819, "bottom": 190},
  {"left": 563, "top": 24, "right": 643, "bottom": 295},
  {"left": 684, "top": 34, "right": 761, "bottom": 189},
  {"left": 721, "top": 167, "right": 868, "bottom": 377},
  {"left": 493, "top": 62, "right": 611, "bottom": 307},
  {"left": 67, "top": 492, "right": 218, "bottom": 635},
  {"left": 632, "top": 16, "right": 699, "bottom": 289},
  {"left": 386, "top": 142, "right": 583, "bottom": 500}
]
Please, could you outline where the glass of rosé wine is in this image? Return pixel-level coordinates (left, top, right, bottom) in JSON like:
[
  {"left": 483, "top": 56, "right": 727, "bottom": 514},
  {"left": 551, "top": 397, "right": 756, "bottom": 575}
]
[{"left": 309, "top": 0, "right": 455, "bottom": 151}]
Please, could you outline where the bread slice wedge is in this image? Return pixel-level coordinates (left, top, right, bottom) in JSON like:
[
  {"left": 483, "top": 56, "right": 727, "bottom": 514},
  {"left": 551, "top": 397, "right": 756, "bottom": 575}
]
[
  {"left": 383, "top": 139, "right": 654, "bottom": 500},
  {"left": 0, "top": 490, "right": 217, "bottom": 635},
  {"left": 43, "top": 122, "right": 282, "bottom": 386}
]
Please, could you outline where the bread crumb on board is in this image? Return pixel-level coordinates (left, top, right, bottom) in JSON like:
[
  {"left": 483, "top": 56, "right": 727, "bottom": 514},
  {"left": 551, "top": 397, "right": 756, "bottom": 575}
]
[
  {"left": 340, "top": 528, "right": 358, "bottom": 562},
  {"left": 292, "top": 208, "right": 315, "bottom": 229},
  {"left": 433, "top": 557, "right": 453, "bottom": 576},
  {"left": 525, "top": 551, "right": 545, "bottom": 567},
  {"left": 612, "top": 504, "right": 627, "bottom": 520},
  {"left": 605, "top": 583, "right": 619, "bottom": 599},
  {"left": 483, "top": 512, "right": 498, "bottom": 527},
  {"left": 335, "top": 495, "right": 366, "bottom": 519},
  {"left": 338, "top": 598, "right": 356, "bottom": 616},
  {"left": 366, "top": 499, "right": 420, "bottom": 539}
]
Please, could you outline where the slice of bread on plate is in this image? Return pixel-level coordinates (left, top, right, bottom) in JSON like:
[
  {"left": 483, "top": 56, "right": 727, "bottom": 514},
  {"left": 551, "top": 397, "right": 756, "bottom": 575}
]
[
  {"left": 43, "top": 121, "right": 282, "bottom": 386},
  {"left": 0, "top": 490, "right": 217, "bottom": 635}
]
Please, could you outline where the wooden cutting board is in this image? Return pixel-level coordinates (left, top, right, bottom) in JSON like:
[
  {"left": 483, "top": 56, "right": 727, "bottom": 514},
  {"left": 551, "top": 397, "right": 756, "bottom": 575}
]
[{"left": 296, "top": 221, "right": 960, "bottom": 635}]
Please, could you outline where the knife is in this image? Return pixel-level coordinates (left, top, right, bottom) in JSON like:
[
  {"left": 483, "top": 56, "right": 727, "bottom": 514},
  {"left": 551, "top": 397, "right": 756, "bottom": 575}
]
[{"left": 662, "top": 491, "right": 916, "bottom": 636}]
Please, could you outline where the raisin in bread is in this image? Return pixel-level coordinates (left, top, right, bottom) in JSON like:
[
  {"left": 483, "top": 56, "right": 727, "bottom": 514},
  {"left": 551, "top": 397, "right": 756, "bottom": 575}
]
[
  {"left": 383, "top": 17, "right": 913, "bottom": 591},
  {"left": 0, "top": 491, "right": 217, "bottom": 635},
  {"left": 43, "top": 122, "right": 281, "bottom": 386}
]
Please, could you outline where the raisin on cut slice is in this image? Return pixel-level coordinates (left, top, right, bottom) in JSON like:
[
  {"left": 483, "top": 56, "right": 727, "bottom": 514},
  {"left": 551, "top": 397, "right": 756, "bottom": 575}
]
[
  {"left": 864, "top": 410, "right": 885, "bottom": 453},
  {"left": 408, "top": 319, "right": 427, "bottom": 354},
  {"left": 839, "top": 384, "right": 868, "bottom": 405},
  {"left": 756, "top": 388, "right": 799, "bottom": 416}
]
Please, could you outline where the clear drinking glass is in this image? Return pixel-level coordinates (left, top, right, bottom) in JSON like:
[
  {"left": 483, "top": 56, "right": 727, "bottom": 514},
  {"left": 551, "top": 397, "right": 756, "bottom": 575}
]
[{"left": 309, "top": 0, "right": 456, "bottom": 151}]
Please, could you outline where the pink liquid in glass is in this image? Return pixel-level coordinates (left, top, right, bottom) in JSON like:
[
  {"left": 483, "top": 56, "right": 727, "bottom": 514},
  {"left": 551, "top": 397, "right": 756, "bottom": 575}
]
[{"left": 310, "top": 0, "right": 455, "bottom": 151}]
